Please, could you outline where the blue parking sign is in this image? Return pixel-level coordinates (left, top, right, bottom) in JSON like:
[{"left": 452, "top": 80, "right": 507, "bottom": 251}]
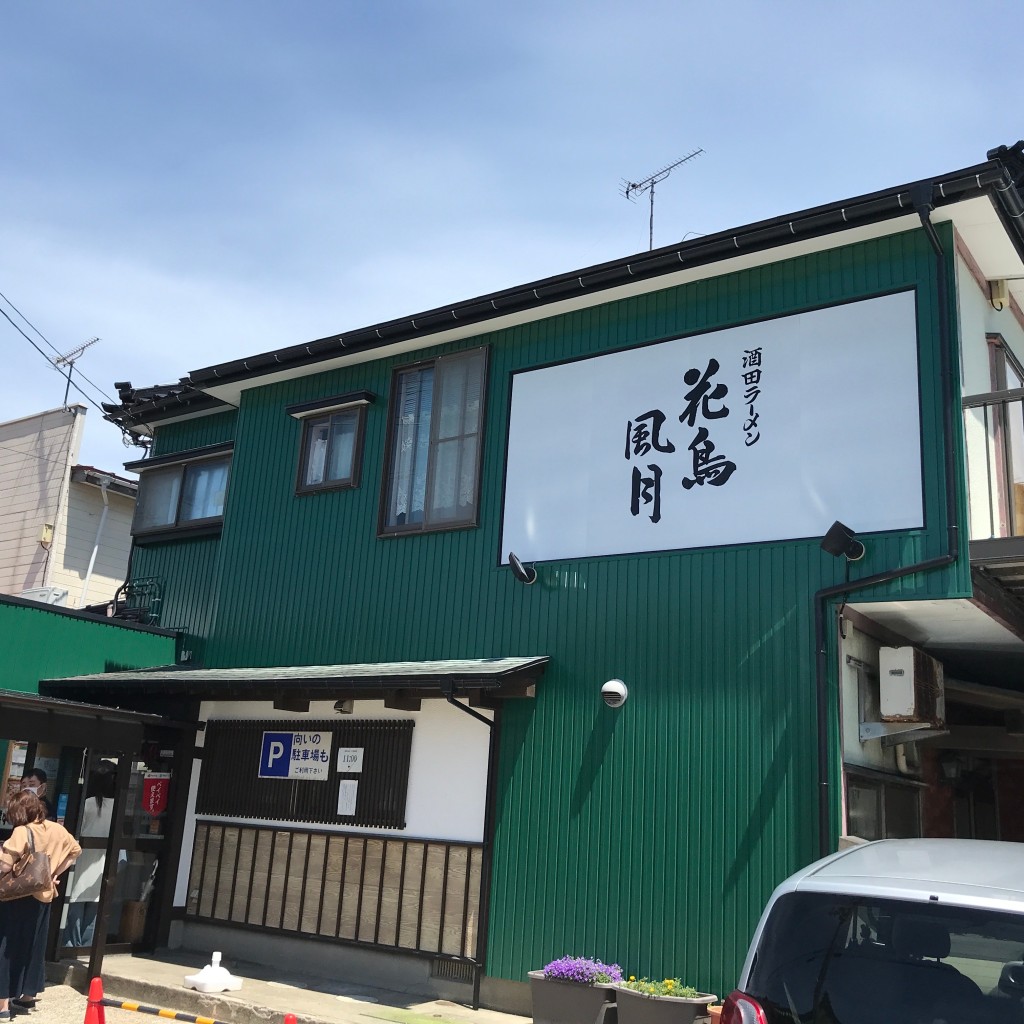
[{"left": 259, "top": 732, "right": 294, "bottom": 778}]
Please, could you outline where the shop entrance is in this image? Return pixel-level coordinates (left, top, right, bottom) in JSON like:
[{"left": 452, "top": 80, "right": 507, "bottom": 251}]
[
  {"left": 0, "top": 690, "right": 193, "bottom": 977},
  {"left": 56, "top": 740, "right": 176, "bottom": 959}
]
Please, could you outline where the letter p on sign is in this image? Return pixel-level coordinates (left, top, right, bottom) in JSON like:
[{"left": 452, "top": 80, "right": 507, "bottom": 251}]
[{"left": 259, "top": 732, "right": 294, "bottom": 778}]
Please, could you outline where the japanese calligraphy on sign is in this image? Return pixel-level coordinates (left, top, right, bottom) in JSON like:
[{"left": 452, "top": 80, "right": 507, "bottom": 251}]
[
  {"left": 502, "top": 291, "right": 923, "bottom": 562},
  {"left": 626, "top": 357, "right": 743, "bottom": 521},
  {"left": 259, "top": 731, "right": 333, "bottom": 780}
]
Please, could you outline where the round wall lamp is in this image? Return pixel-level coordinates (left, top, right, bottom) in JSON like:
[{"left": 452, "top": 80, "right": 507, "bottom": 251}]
[{"left": 508, "top": 551, "right": 537, "bottom": 585}]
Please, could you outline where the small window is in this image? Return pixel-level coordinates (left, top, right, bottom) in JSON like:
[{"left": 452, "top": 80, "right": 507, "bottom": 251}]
[
  {"left": 380, "top": 348, "right": 487, "bottom": 534},
  {"left": 297, "top": 410, "right": 363, "bottom": 492},
  {"left": 287, "top": 390, "right": 372, "bottom": 495},
  {"left": 132, "top": 453, "right": 232, "bottom": 537}
]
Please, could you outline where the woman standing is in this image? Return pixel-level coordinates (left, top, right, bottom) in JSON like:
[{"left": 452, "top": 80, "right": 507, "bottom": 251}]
[
  {"left": 65, "top": 763, "right": 116, "bottom": 947},
  {"left": 0, "top": 791, "right": 81, "bottom": 1020}
]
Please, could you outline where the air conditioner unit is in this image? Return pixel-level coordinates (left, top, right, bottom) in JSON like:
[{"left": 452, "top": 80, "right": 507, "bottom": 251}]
[
  {"left": 19, "top": 587, "right": 69, "bottom": 606},
  {"left": 879, "top": 646, "right": 945, "bottom": 728}
]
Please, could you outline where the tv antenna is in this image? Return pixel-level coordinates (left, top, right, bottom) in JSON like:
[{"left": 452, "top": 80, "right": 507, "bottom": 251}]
[
  {"left": 52, "top": 337, "right": 99, "bottom": 409},
  {"left": 621, "top": 148, "right": 704, "bottom": 251}
]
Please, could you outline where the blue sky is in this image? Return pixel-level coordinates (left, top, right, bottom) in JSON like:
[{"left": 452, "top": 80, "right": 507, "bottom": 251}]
[{"left": 2, "top": 0, "right": 1022, "bottom": 472}]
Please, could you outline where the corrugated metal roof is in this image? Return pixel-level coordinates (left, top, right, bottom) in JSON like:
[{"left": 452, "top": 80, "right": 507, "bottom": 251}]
[
  {"left": 0, "top": 687, "right": 179, "bottom": 725},
  {"left": 42, "top": 657, "right": 549, "bottom": 698}
]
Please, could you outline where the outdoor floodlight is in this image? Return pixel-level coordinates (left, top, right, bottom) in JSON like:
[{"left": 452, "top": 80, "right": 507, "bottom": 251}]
[
  {"left": 820, "top": 521, "right": 865, "bottom": 561},
  {"left": 508, "top": 551, "right": 537, "bottom": 585}
]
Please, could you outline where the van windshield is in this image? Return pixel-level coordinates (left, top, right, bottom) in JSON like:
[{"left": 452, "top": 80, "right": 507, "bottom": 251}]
[{"left": 745, "top": 892, "right": 1024, "bottom": 1024}]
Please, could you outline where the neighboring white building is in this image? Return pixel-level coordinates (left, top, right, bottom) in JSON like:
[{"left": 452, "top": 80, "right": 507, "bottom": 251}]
[{"left": 0, "top": 405, "right": 137, "bottom": 608}]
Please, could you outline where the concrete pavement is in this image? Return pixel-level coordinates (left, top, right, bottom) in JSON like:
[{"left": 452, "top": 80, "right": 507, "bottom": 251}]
[{"left": 51, "top": 952, "right": 531, "bottom": 1024}]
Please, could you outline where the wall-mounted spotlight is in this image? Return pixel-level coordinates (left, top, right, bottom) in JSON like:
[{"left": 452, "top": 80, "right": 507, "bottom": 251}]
[
  {"left": 334, "top": 699, "right": 354, "bottom": 714},
  {"left": 820, "top": 521, "right": 865, "bottom": 561},
  {"left": 508, "top": 551, "right": 537, "bottom": 585}
]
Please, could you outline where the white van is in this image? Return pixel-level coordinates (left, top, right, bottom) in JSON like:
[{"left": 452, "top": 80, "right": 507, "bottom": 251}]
[{"left": 722, "top": 839, "right": 1024, "bottom": 1023}]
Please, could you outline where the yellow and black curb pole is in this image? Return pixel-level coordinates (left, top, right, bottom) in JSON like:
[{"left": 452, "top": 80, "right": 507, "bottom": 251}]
[{"left": 84, "top": 977, "right": 298, "bottom": 1024}]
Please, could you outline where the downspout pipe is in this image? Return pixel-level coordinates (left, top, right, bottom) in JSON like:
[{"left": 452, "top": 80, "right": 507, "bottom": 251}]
[
  {"left": 445, "top": 694, "right": 495, "bottom": 729},
  {"left": 79, "top": 478, "right": 110, "bottom": 608},
  {"left": 814, "top": 184, "right": 960, "bottom": 859},
  {"left": 440, "top": 679, "right": 495, "bottom": 1008}
]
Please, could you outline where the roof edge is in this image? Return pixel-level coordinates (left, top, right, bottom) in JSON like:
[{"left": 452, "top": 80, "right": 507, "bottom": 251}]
[{"left": 107, "top": 147, "right": 1024, "bottom": 429}]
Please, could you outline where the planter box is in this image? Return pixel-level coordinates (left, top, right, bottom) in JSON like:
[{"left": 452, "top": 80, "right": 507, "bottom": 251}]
[
  {"left": 528, "top": 971, "right": 618, "bottom": 1024},
  {"left": 615, "top": 986, "right": 717, "bottom": 1024}
]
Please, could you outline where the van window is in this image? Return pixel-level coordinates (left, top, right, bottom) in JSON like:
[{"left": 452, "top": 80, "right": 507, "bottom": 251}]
[{"left": 745, "top": 892, "right": 1024, "bottom": 1023}]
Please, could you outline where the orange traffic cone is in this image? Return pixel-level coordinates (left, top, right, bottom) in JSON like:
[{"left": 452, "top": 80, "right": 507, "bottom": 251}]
[{"left": 84, "top": 977, "right": 106, "bottom": 1024}]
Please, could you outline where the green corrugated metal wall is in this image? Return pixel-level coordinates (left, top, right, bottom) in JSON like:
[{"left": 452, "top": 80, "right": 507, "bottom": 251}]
[
  {"left": 133, "top": 226, "right": 967, "bottom": 996},
  {"left": 0, "top": 598, "right": 176, "bottom": 692},
  {"left": 132, "top": 410, "right": 237, "bottom": 661}
]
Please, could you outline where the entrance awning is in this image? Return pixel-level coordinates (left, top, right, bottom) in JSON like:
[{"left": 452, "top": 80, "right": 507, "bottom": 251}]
[
  {"left": 41, "top": 656, "right": 549, "bottom": 706},
  {"left": 0, "top": 689, "right": 193, "bottom": 749}
]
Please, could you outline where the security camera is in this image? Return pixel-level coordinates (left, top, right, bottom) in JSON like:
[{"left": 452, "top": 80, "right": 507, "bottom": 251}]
[{"left": 601, "top": 679, "right": 628, "bottom": 708}]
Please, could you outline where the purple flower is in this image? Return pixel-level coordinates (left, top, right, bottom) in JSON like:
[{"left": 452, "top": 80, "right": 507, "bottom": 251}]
[{"left": 543, "top": 956, "right": 624, "bottom": 985}]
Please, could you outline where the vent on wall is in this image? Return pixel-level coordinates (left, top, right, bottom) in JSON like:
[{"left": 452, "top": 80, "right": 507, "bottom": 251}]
[{"left": 430, "top": 957, "right": 478, "bottom": 984}]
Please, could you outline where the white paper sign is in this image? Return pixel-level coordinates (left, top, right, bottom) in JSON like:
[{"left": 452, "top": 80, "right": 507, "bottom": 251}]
[
  {"left": 337, "top": 747, "right": 364, "bottom": 773},
  {"left": 501, "top": 292, "right": 923, "bottom": 562},
  {"left": 337, "top": 779, "right": 358, "bottom": 817}
]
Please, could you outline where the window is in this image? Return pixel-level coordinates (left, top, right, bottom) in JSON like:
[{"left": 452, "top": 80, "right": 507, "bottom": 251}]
[
  {"left": 745, "top": 892, "right": 1024, "bottom": 1023},
  {"left": 288, "top": 391, "right": 371, "bottom": 495},
  {"left": 987, "top": 334, "right": 1024, "bottom": 536},
  {"left": 846, "top": 772, "right": 921, "bottom": 840},
  {"left": 381, "top": 348, "right": 487, "bottom": 534},
  {"left": 297, "top": 411, "right": 361, "bottom": 491},
  {"left": 130, "top": 445, "right": 232, "bottom": 538}
]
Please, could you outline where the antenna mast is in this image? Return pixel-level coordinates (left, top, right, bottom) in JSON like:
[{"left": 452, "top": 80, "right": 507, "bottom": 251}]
[
  {"left": 621, "top": 148, "right": 704, "bottom": 250},
  {"left": 52, "top": 337, "right": 99, "bottom": 410}
]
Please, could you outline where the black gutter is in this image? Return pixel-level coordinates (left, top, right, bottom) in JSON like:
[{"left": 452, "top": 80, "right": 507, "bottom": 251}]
[
  {"left": 813, "top": 185, "right": 961, "bottom": 858},
  {"left": 987, "top": 142, "right": 1024, "bottom": 262},
  {"left": 98, "top": 151, "right": 1024, "bottom": 434},
  {"left": 184, "top": 163, "right": 1006, "bottom": 392}
]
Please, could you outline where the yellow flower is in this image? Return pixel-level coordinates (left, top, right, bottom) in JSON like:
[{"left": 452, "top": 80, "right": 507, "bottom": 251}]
[
  {"left": 628, "top": 976, "right": 635, "bottom": 982},
  {"left": 666, "top": 980, "right": 674, "bottom": 987}
]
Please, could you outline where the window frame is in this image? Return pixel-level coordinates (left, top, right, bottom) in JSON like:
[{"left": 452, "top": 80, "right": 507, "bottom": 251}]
[
  {"left": 289, "top": 392, "right": 373, "bottom": 496},
  {"left": 128, "top": 443, "right": 233, "bottom": 542},
  {"left": 378, "top": 347, "right": 488, "bottom": 537}
]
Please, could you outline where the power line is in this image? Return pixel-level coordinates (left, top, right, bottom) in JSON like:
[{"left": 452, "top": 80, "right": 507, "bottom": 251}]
[
  {"left": 0, "top": 305, "right": 109, "bottom": 417},
  {"left": 0, "top": 287, "right": 117, "bottom": 405},
  {"left": 0, "top": 440, "right": 79, "bottom": 470}
]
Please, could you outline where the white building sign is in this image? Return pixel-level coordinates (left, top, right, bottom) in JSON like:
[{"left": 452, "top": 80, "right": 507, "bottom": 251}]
[
  {"left": 337, "top": 747, "right": 364, "bottom": 773},
  {"left": 502, "top": 291, "right": 923, "bottom": 563},
  {"left": 337, "top": 779, "right": 358, "bottom": 816}
]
